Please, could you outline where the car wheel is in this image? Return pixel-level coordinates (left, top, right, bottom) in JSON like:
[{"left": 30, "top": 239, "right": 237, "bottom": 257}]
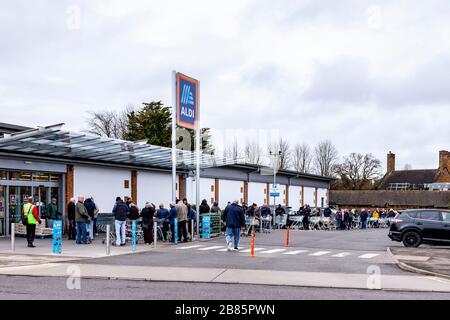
[{"left": 402, "top": 231, "right": 422, "bottom": 247}]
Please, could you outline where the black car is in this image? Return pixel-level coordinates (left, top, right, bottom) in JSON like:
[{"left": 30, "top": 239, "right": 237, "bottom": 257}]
[{"left": 388, "top": 209, "right": 450, "bottom": 247}]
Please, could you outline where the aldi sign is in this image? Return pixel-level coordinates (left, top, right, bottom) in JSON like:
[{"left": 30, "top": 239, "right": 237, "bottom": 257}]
[{"left": 176, "top": 73, "right": 199, "bottom": 129}]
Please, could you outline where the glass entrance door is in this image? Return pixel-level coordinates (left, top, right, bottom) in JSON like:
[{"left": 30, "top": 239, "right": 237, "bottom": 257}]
[{"left": 33, "top": 186, "right": 49, "bottom": 221}]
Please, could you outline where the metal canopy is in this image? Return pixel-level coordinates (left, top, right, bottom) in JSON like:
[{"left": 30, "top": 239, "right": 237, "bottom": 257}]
[{"left": 0, "top": 124, "right": 234, "bottom": 170}]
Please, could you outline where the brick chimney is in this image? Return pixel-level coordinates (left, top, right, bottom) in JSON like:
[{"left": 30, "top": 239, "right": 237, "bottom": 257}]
[
  {"left": 439, "top": 150, "right": 449, "bottom": 172},
  {"left": 387, "top": 152, "right": 395, "bottom": 173}
]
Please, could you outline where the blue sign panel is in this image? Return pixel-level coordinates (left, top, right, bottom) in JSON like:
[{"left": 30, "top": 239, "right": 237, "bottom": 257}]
[
  {"left": 177, "top": 73, "right": 199, "bottom": 129},
  {"left": 174, "top": 218, "right": 178, "bottom": 244},
  {"left": 270, "top": 192, "right": 280, "bottom": 197},
  {"left": 52, "top": 220, "right": 62, "bottom": 254},
  {"left": 131, "top": 220, "right": 137, "bottom": 252},
  {"left": 202, "top": 215, "right": 211, "bottom": 239}
]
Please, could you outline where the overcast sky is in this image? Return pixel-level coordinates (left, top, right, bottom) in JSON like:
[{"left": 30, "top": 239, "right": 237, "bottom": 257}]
[{"left": 1, "top": 0, "right": 449, "bottom": 171}]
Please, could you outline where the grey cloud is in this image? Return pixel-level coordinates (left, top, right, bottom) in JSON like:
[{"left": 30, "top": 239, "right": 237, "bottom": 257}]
[{"left": 304, "top": 54, "right": 450, "bottom": 107}]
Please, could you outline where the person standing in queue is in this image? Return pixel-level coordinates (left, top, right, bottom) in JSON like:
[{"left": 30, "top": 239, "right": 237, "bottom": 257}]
[
  {"left": 223, "top": 200, "right": 246, "bottom": 251},
  {"left": 46, "top": 198, "right": 59, "bottom": 228},
  {"left": 140, "top": 202, "right": 155, "bottom": 245},
  {"left": 156, "top": 203, "right": 170, "bottom": 241},
  {"left": 187, "top": 203, "right": 197, "bottom": 239},
  {"left": 210, "top": 201, "right": 221, "bottom": 213},
  {"left": 199, "top": 199, "right": 210, "bottom": 214},
  {"left": 75, "top": 196, "right": 90, "bottom": 245},
  {"left": 360, "top": 208, "right": 368, "bottom": 229},
  {"left": 128, "top": 200, "right": 140, "bottom": 220},
  {"left": 67, "top": 198, "right": 76, "bottom": 240},
  {"left": 84, "top": 196, "right": 97, "bottom": 242},
  {"left": 176, "top": 200, "right": 188, "bottom": 243},
  {"left": 112, "top": 197, "right": 129, "bottom": 246},
  {"left": 168, "top": 202, "right": 177, "bottom": 242},
  {"left": 302, "top": 204, "right": 311, "bottom": 230},
  {"left": 22, "top": 197, "right": 41, "bottom": 248}
]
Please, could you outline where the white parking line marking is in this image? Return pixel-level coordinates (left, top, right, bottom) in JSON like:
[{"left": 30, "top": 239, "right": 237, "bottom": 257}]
[
  {"left": 358, "top": 253, "right": 379, "bottom": 259},
  {"left": 198, "top": 246, "right": 224, "bottom": 251},
  {"left": 283, "top": 250, "right": 308, "bottom": 255},
  {"left": 240, "top": 248, "right": 267, "bottom": 253},
  {"left": 260, "top": 249, "right": 287, "bottom": 254},
  {"left": 176, "top": 245, "right": 204, "bottom": 250},
  {"left": 217, "top": 247, "right": 246, "bottom": 252},
  {"left": 332, "top": 252, "right": 351, "bottom": 258},
  {"left": 309, "top": 251, "right": 331, "bottom": 256}
]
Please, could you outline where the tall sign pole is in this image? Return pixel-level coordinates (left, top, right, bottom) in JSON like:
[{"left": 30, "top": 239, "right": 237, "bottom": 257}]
[
  {"left": 196, "top": 82, "right": 201, "bottom": 236},
  {"left": 171, "top": 71, "right": 177, "bottom": 203},
  {"left": 174, "top": 72, "right": 200, "bottom": 235}
]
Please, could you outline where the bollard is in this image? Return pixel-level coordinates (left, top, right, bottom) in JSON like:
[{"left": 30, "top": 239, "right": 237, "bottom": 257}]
[
  {"left": 106, "top": 224, "right": 111, "bottom": 255},
  {"left": 131, "top": 220, "right": 137, "bottom": 253},
  {"left": 11, "top": 223, "right": 15, "bottom": 252},
  {"left": 191, "top": 219, "right": 195, "bottom": 241},
  {"left": 153, "top": 221, "right": 157, "bottom": 249},
  {"left": 250, "top": 230, "right": 255, "bottom": 257},
  {"left": 174, "top": 218, "right": 178, "bottom": 245},
  {"left": 285, "top": 226, "right": 290, "bottom": 247}
]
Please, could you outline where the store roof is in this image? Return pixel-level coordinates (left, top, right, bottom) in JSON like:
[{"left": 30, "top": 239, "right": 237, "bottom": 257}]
[{"left": 0, "top": 124, "right": 234, "bottom": 170}]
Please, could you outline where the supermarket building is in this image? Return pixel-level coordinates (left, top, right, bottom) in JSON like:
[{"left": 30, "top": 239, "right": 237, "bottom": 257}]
[{"left": 0, "top": 122, "right": 331, "bottom": 236}]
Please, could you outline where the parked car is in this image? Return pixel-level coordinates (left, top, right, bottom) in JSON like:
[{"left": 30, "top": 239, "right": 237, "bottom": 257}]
[{"left": 388, "top": 209, "right": 450, "bottom": 247}]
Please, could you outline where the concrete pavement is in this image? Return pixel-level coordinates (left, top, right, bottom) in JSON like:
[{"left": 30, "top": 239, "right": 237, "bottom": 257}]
[
  {"left": 2, "top": 275, "right": 449, "bottom": 300},
  {"left": 389, "top": 246, "right": 450, "bottom": 279},
  {"left": 0, "top": 237, "right": 164, "bottom": 258},
  {"left": 1, "top": 228, "right": 449, "bottom": 297},
  {"left": 0, "top": 262, "right": 449, "bottom": 292}
]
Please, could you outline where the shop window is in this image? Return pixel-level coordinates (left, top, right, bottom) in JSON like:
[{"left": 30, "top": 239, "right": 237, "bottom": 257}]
[
  {"left": 49, "top": 174, "right": 60, "bottom": 182},
  {"left": 10, "top": 171, "right": 32, "bottom": 181},
  {"left": 0, "top": 170, "right": 6, "bottom": 180},
  {"left": 33, "top": 172, "right": 49, "bottom": 182}
]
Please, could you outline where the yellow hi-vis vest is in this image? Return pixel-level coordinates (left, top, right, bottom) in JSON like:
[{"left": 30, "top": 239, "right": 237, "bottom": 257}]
[{"left": 23, "top": 203, "right": 37, "bottom": 225}]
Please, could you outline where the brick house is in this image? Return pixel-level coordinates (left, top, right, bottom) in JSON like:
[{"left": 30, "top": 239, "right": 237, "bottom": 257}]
[{"left": 330, "top": 151, "right": 450, "bottom": 209}]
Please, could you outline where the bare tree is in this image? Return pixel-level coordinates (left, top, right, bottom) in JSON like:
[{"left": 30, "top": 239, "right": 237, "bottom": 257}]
[
  {"left": 313, "top": 140, "right": 339, "bottom": 177},
  {"left": 336, "top": 153, "right": 382, "bottom": 189},
  {"left": 403, "top": 163, "right": 413, "bottom": 170},
  {"left": 292, "top": 143, "right": 312, "bottom": 174},
  {"left": 85, "top": 106, "right": 133, "bottom": 139},
  {"left": 223, "top": 139, "right": 242, "bottom": 162},
  {"left": 244, "top": 140, "right": 263, "bottom": 165},
  {"left": 269, "top": 138, "right": 291, "bottom": 170}
]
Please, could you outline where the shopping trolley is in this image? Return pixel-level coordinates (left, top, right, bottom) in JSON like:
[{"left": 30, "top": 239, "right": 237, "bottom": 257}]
[{"left": 96, "top": 213, "right": 116, "bottom": 245}]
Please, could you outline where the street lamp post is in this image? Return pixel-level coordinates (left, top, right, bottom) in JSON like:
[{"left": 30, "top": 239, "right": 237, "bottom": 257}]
[{"left": 270, "top": 150, "right": 282, "bottom": 229}]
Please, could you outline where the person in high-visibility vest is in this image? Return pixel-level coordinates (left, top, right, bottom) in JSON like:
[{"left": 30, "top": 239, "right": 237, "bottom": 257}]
[{"left": 22, "top": 197, "right": 42, "bottom": 248}]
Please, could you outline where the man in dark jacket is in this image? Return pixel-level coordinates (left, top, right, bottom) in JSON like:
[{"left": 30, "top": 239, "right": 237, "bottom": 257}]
[
  {"left": 199, "top": 199, "right": 210, "bottom": 214},
  {"left": 84, "top": 197, "right": 97, "bottom": 242},
  {"left": 223, "top": 200, "right": 245, "bottom": 251},
  {"left": 324, "top": 206, "right": 332, "bottom": 218},
  {"left": 140, "top": 203, "right": 155, "bottom": 244},
  {"left": 360, "top": 209, "right": 369, "bottom": 229},
  {"left": 302, "top": 205, "right": 311, "bottom": 230},
  {"left": 168, "top": 202, "right": 177, "bottom": 243},
  {"left": 67, "top": 198, "right": 76, "bottom": 240},
  {"left": 156, "top": 203, "right": 169, "bottom": 241},
  {"left": 112, "top": 197, "right": 129, "bottom": 246}
]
